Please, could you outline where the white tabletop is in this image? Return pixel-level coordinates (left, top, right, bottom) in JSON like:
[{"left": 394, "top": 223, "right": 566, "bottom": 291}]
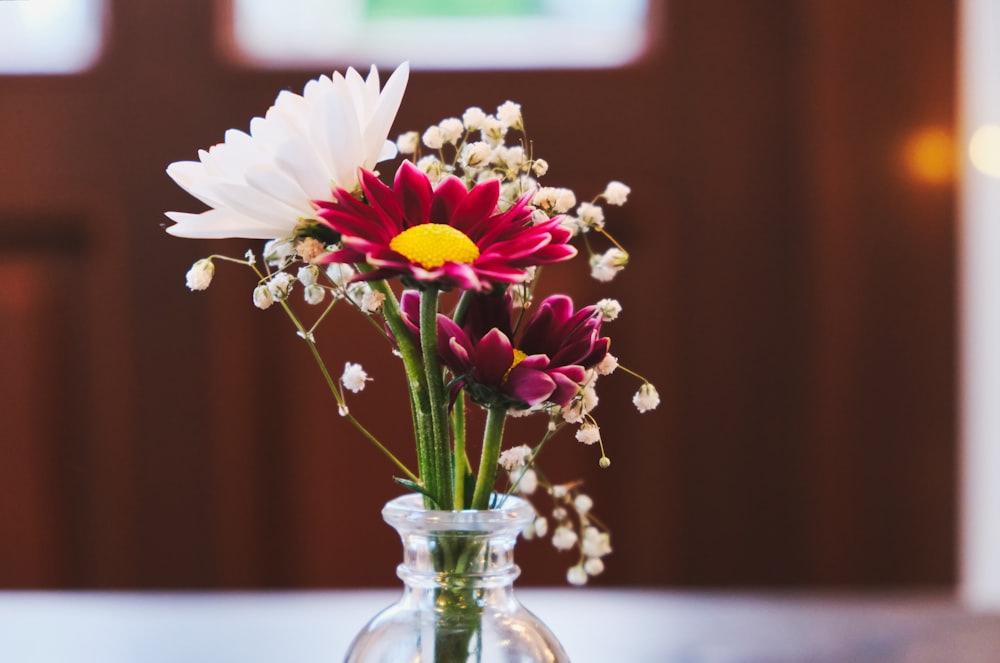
[{"left": 0, "top": 589, "right": 997, "bottom": 662}]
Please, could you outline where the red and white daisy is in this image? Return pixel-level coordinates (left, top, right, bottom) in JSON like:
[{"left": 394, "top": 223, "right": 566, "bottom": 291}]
[{"left": 316, "top": 161, "right": 576, "bottom": 291}]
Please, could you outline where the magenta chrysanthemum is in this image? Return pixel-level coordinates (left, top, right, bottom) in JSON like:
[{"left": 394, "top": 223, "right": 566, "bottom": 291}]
[
  {"left": 315, "top": 161, "right": 576, "bottom": 291},
  {"left": 437, "top": 293, "right": 609, "bottom": 409}
]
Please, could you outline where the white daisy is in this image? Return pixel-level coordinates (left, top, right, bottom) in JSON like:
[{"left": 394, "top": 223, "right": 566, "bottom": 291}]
[{"left": 165, "top": 63, "right": 410, "bottom": 240}]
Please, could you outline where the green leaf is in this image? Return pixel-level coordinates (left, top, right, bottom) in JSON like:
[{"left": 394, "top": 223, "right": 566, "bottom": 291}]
[{"left": 393, "top": 477, "right": 442, "bottom": 509}]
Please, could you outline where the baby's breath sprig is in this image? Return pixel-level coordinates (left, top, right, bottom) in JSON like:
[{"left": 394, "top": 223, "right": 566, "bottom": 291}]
[
  {"left": 182, "top": 245, "right": 420, "bottom": 486},
  {"left": 503, "top": 456, "right": 612, "bottom": 586}
]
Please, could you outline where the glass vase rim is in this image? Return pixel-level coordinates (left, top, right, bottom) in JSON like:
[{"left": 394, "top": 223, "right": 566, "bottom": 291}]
[{"left": 382, "top": 492, "right": 535, "bottom": 531}]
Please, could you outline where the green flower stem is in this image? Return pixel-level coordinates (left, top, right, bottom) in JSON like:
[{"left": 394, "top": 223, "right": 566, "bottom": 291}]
[
  {"left": 452, "top": 289, "right": 476, "bottom": 327},
  {"left": 617, "top": 363, "right": 654, "bottom": 384},
  {"left": 470, "top": 405, "right": 507, "bottom": 510},
  {"left": 419, "top": 286, "right": 454, "bottom": 510},
  {"left": 451, "top": 392, "right": 468, "bottom": 509},
  {"left": 276, "top": 299, "right": 419, "bottom": 483},
  {"left": 367, "top": 279, "right": 438, "bottom": 498}
]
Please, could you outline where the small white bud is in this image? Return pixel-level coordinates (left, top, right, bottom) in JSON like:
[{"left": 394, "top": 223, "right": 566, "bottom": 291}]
[
  {"left": 566, "top": 565, "right": 588, "bottom": 586},
  {"left": 462, "top": 106, "right": 487, "bottom": 131},
  {"left": 297, "top": 265, "right": 319, "bottom": 286},
  {"left": 422, "top": 125, "right": 444, "bottom": 150},
  {"left": 602, "top": 181, "right": 631, "bottom": 205},
  {"left": 577, "top": 202, "right": 605, "bottom": 230},
  {"left": 516, "top": 468, "right": 538, "bottom": 495},
  {"left": 562, "top": 386, "right": 598, "bottom": 424},
  {"left": 480, "top": 116, "right": 506, "bottom": 146},
  {"left": 590, "top": 248, "right": 629, "bottom": 283},
  {"left": 416, "top": 155, "right": 444, "bottom": 184},
  {"left": 575, "top": 424, "right": 601, "bottom": 446},
  {"left": 341, "top": 362, "right": 370, "bottom": 394},
  {"left": 595, "top": 298, "right": 622, "bottom": 322},
  {"left": 496, "top": 145, "right": 526, "bottom": 173},
  {"left": 584, "top": 557, "right": 605, "bottom": 576},
  {"left": 581, "top": 528, "right": 612, "bottom": 558},
  {"left": 574, "top": 494, "right": 594, "bottom": 514},
  {"left": 267, "top": 272, "right": 295, "bottom": 300},
  {"left": 552, "top": 527, "right": 578, "bottom": 551},
  {"left": 438, "top": 117, "right": 465, "bottom": 144},
  {"left": 360, "top": 289, "right": 385, "bottom": 313},
  {"left": 460, "top": 141, "right": 493, "bottom": 169},
  {"left": 498, "top": 444, "right": 533, "bottom": 470},
  {"left": 304, "top": 284, "right": 326, "bottom": 305},
  {"left": 325, "top": 263, "right": 355, "bottom": 288},
  {"left": 531, "top": 158, "right": 549, "bottom": 177},
  {"left": 252, "top": 284, "right": 273, "bottom": 310},
  {"left": 496, "top": 100, "right": 523, "bottom": 130},
  {"left": 185, "top": 259, "right": 214, "bottom": 291},
  {"left": 554, "top": 189, "right": 577, "bottom": 214},
  {"left": 396, "top": 131, "right": 420, "bottom": 155},
  {"left": 595, "top": 353, "right": 619, "bottom": 377},
  {"left": 633, "top": 383, "right": 661, "bottom": 413},
  {"left": 263, "top": 239, "right": 294, "bottom": 267}
]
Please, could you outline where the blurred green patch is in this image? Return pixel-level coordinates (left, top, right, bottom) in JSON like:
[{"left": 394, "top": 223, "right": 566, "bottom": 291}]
[{"left": 366, "top": 0, "right": 542, "bottom": 19}]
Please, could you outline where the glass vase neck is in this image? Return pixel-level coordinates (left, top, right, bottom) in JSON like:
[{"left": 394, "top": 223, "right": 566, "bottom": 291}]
[
  {"left": 384, "top": 493, "right": 533, "bottom": 592},
  {"left": 344, "top": 493, "right": 569, "bottom": 662}
]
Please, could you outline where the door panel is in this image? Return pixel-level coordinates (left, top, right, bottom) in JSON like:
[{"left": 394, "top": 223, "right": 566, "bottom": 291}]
[{"left": 0, "top": 0, "right": 956, "bottom": 588}]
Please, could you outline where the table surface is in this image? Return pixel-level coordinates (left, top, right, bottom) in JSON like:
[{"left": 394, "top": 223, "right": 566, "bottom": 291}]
[{"left": 0, "top": 589, "right": 998, "bottom": 662}]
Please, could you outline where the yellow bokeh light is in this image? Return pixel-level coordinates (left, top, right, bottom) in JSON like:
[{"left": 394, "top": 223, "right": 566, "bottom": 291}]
[
  {"left": 902, "top": 126, "right": 955, "bottom": 185},
  {"left": 969, "top": 125, "right": 1000, "bottom": 178}
]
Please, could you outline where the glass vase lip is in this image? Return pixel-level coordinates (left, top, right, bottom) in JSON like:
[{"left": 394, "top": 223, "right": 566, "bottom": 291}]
[{"left": 382, "top": 492, "right": 535, "bottom": 532}]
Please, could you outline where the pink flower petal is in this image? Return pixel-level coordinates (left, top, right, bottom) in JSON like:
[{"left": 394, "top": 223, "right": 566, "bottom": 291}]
[
  {"left": 504, "top": 367, "right": 557, "bottom": 407},
  {"left": 475, "top": 328, "right": 516, "bottom": 385}
]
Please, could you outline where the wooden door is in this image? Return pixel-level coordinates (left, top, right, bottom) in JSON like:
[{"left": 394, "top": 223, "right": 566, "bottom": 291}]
[{"left": 0, "top": 0, "right": 956, "bottom": 588}]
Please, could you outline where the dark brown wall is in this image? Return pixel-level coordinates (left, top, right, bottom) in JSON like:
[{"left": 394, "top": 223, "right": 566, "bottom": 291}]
[{"left": 0, "top": 0, "right": 956, "bottom": 588}]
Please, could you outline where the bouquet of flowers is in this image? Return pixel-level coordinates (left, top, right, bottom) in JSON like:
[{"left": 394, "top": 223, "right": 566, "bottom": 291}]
[{"left": 166, "top": 62, "right": 659, "bottom": 588}]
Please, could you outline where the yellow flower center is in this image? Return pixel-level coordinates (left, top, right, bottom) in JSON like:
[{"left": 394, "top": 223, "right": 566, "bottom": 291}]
[
  {"left": 389, "top": 223, "right": 480, "bottom": 269},
  {"left": 503, "top": 349, "right": 528, "bottom": 383}
]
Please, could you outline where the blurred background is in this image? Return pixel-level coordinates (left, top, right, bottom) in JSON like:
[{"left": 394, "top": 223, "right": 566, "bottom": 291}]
[{"left": 0, "top": 0, "right": 972, "bottom": 591}]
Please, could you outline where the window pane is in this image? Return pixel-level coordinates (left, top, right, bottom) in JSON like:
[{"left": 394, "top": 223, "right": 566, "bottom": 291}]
[
  {"left": 228, "top": 0, "right": 650, "bottom": 70},
  {"left": 0, "top": 0, "right": 105, "bottom": 74}
]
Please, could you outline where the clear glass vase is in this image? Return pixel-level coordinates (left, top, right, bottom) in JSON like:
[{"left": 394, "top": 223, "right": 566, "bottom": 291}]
[{"left": 344, "top": 493, "right": 570, "bottom": 663}]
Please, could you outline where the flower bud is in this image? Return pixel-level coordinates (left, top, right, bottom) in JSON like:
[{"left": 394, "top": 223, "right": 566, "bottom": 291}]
[
  {"left": 496, "top": 100, "right": 523, "bottom": 130},
  {"left": 267, "top": 272, "right": 295, "bottom": 300},
  {"left": 602, "top": 181, "right": 631, "bottom": 205},
  {"left": 297, "top": 264, "right": 319, "bottom": 286},
  {"left": 396, "top": 131, "right": 420, "bottom": 155},
  {"left": 438, "top": 117, "right": 464, "bottom": 144},
  {"left": 304, "top": 284, "right": 326, "bottom": 305},
  {"left": 422, "top": 125, "right": 444, "bottom": 150},
  {"left": 252, "top": 284, "right": 274, "bottom": 310},
  {"left": 185, "top": 259, "right": 214, "bottom": 291},
  {"left": 462, "top": 106, "right": 487, "bottom": 131},
  {"left": 566, "top": 564, "right": 588, "bottom": 586},
  {"left": 633, "top": 383, "right": 661, "bottom": 413}
]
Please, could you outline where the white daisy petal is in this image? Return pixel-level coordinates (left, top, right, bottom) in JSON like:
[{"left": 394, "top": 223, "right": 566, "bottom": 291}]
[
  {"left": 364, "top": 62, "right": 409, "bottom": 167},
  {"left": 323, "top": 73, "right": 365, "bottom": 190},
  {"left": 274, "top": 138, "right": 334, "bottom": 202},
  {"left": 164, "top": 209, "right": 288, "bottom": 240},
  {"left": 164, "top": 63, "right": 409, "bottom": 241}
]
